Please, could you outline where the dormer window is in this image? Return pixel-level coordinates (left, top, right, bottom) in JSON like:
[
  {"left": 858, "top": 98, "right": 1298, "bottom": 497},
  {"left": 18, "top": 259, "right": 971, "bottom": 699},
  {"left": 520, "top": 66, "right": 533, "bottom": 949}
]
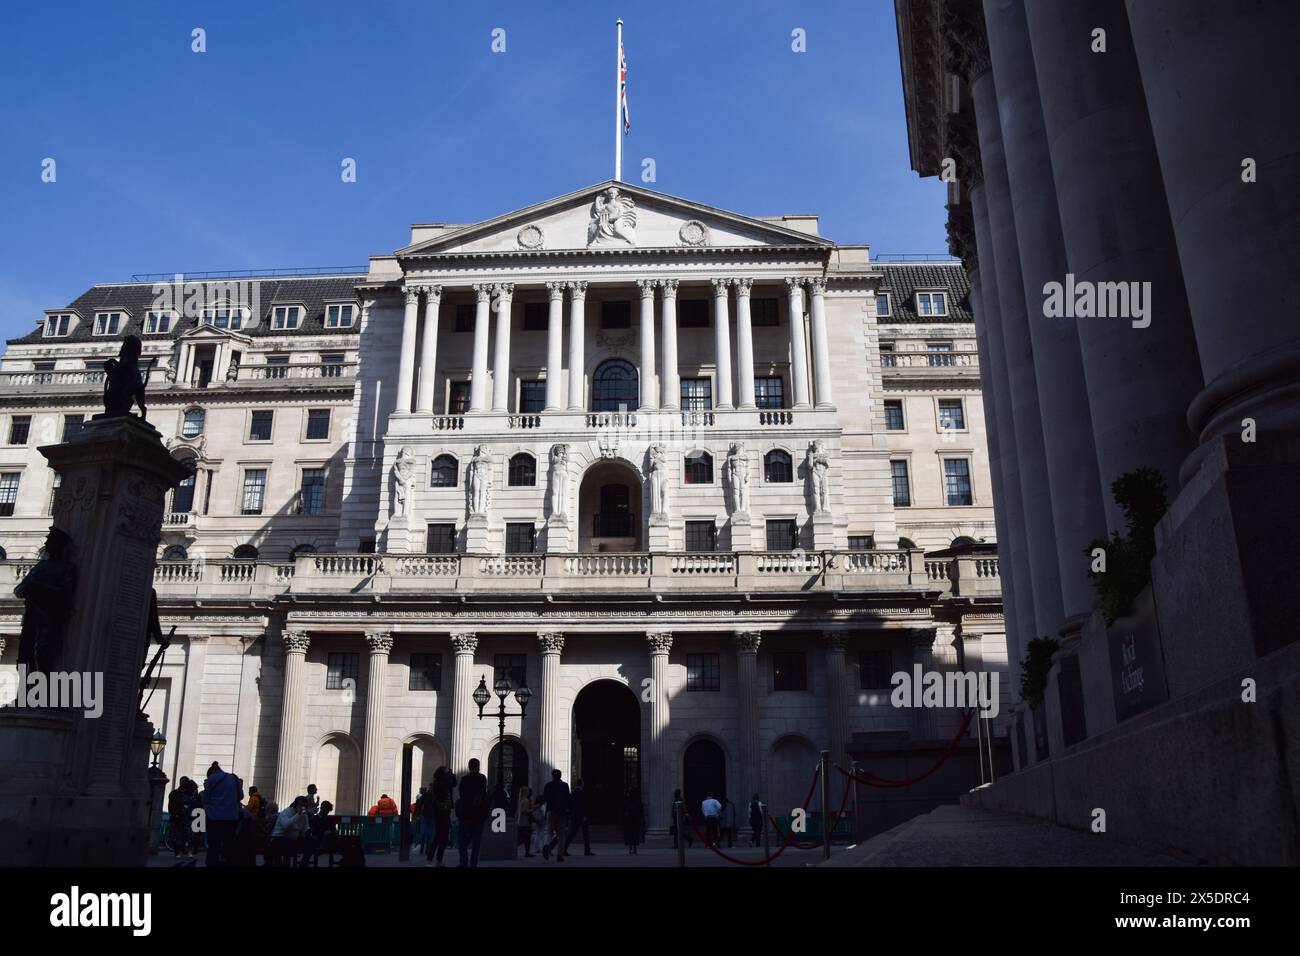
[
  {"left": 201, "top": 305, "right": 244, "bottom": 331},
  {"left": 325, "top": 304, "right": 354, "bottom": 328},
  {"left": 144, "top": 310, "right": 176, "bottom": 334},
  {"left": 44, "top": 313, "right": 73, "bottom": 337},
  {"left": 272, "top": 306, "right": 302, "bottom": 330},
  {"left": 94, "top": 312, "right": 123, "bottom": 336},
  {"left": 916, "top": 291, "right": 948, "bottom": 316},
  {"left": 877, "top": 293, "right": 892, "bottom": 317}
]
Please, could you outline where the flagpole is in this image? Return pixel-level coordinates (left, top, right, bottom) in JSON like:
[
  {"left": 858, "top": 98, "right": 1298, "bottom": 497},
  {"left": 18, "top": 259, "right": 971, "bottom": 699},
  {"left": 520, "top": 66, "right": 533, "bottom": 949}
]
[{"left": 615, "top": 18, "right": 623, "bottom": 182}]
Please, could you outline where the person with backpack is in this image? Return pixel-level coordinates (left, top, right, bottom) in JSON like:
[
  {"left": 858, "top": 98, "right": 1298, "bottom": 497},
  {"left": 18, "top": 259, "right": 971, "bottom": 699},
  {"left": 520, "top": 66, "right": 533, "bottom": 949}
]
[
  {"left": 455, "top": 759, "right": 489, "bottom": 868},
  {"left": 541, "top": 769, "right": 572, "bottom": 862},
  {"left": 201, "top": 761, "right": 244, "bottom": 866},
  {"left": 428, "top": 767, "right": 455, "bottom": 866}
]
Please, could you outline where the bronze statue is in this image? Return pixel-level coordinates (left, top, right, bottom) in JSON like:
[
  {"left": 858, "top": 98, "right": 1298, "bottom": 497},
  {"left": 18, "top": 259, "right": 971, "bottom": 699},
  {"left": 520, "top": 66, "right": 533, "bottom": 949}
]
[
  {"left": 101, "top": 333, "right": 148, "bottom": 420},
  {"left": 15, "top": 527, "right": 78, "bottom": 673}
]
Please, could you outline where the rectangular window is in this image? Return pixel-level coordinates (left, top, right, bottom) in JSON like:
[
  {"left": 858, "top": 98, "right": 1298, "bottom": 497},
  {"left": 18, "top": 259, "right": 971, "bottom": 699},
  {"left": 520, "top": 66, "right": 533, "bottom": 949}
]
[
  {"left": 859, "top": 650, "right": 893, "bottom": 690},
  {"left": 306, "top": 409, "right": 331, "bottom": 441},
  {"left": 8, "top": 416, "right": 31, "bottom": 445},
  {"left": 678, "top": 300, "right": 710, "bottom": 328},
  {"left": 848, "top": 534, "right": 875, "bottom": 551},
  {"left": 765, "top": 519, "right": 799, "bottom": 551},
  {"left": 684, "top": 520, "right": 717, "bottom": 553},
  {"left": 272, "top": 306, "right": 301, "bottom": 330},
  {"left": 505, "top": 523, "right": 536, "bottom": 554},
  {"left": 249, "top": 410, "right": 274, "bottom": 441},
  {"left": 519, "top": 381, "right": 546, "bottom": 414},
  {"left": 454, "top": 304, "right": 475, "bottom": 332},
  {"left": 34, "top": 361, "right": 56, "bottom": 385},
  {"left": 426, "top": 523, "right": 457, "bottom": 554},
  {"left": 265, "top": 356, "right": 289, "bottom": 379},
  {"left": 94, "top": 312, "right": 123, "bottom": 336},
  {"left": 686, "top": 653, "right": 721, "bottom": 692},
  {"left": 326, "top": 653, "right": 359, "bottom": 690},
  {"left": 201, "top": 307, "right": 243, "bottom": 331},
  {"left": 448, "top": 382, "right": 471, "bottom": 414},
  {"left": 241, "top": 468, "right": 267, "bottom": 515},
  {"left": 144, "top": 311, "right": 173, "bottom": 334},
  {"left": 680, "top": 378, "right": 713, "bottom": 411},
  {"left": 0, "top": 473, "right": 19, "bottom": 516},
  {"left": 879, "top": 342, "right": 897, "bottom": 368},
  {"left": 300, "top": 467, "right": 326, "bottom": 516},
  {"left": 751, "top": 297, "right": 780, "bottom": 327},
  {"left": 494, "top": 653, "right": 527, "bottom": 689},
  {"left": 522, "top": 302, "right": 548, "bottom": 331},
  {"left": 773, "top": 652, "right": 808, "bottom": 692},
  {"left": 938, "top": 399, "right": 965, "bottom": 430},
  {"left": 44, "top": 314, "right": 72, "bottom": 337},
  {"left": 62, "top": 414, "right": 84, "bottom": 442},
  {"left": 409, "top": 653, "right": 443, "bottom": 691},
  {"left": 884, "top": 399, "right": 905, "bottom": 430},
  {"left": 600, "top": 301, "right": 631, "bottom": 329},
  {"left": 944, "top": 458, "right": 973, "bottom": 506},
  {"left": 754, "top": 376, "right": 785, "bottom": 410},
  {"left": 876, "top": 293, "right": 892, "bottom": 317},
  {"left": 917, "top": 292, "right": 948, "bottom": 316},
  {"left": 891, "top": 460, "right": 911, "bottom": 507},
  {"left": 321, "top": 353, "right": 346, "bottom": 377},
  {"left": 927, "top": 341, "right": 954, "bottom": 366},
  {"left": 325, "top": 304, "right": 354, "bottom": 328}
]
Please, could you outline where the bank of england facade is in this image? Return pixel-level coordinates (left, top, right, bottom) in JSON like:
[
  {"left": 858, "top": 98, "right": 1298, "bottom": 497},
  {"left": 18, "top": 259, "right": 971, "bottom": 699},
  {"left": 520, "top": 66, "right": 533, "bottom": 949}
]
[{"left": 0, "top": 182, "right": 1005, "bottom": 833}]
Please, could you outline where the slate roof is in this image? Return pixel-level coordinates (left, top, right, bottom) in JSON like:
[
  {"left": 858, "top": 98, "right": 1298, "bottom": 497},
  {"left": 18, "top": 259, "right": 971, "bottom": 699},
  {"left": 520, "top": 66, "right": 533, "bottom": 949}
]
[
  {"left": 9, "top": 274, "right": 367, "bottom": 345},
  {"left": 876, "top": 263, "right": 973, "bottom": 323}
]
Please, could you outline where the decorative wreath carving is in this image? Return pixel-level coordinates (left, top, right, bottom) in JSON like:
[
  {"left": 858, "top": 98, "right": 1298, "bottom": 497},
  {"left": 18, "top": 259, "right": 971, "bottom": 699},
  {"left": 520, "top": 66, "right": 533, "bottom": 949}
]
[
  {"left": 517, "top": 224, "right": 545, "bottom": 250},
  {"left": 679, "top": 220, "right": 710, "bottom": 246}
]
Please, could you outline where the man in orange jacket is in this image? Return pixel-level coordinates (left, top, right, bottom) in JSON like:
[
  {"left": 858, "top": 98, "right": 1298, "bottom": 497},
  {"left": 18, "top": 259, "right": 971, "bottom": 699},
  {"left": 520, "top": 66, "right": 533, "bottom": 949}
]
[{"left": 369, "top": 794, "right": 398, "bottom": 816}]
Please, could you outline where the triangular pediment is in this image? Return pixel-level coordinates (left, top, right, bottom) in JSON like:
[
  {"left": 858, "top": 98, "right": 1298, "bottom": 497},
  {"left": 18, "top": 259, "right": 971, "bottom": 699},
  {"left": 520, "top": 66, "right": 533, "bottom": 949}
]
[
  {"left": 397, "top": 181, "right": 832, "bottom": 258},
  {"left": 178, "top": 324, "right": 254, "bottom": 345}
]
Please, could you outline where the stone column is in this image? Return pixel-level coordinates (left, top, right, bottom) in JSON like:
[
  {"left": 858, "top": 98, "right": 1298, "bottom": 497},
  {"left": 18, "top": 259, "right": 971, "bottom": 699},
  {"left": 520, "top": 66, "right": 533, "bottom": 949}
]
[
  {"left": 450, "top": 632, "right": 479, "bottom": 775},
  {"left": 645, "top": 631, "right": 673, "bottom": 831},
  {"left": 822, "top": 631, "right": 851, "bottom": 768},
  {"left": 733, "top": 279, "right": 757, "bottom": 409},
  {"left": 274, "top": 631, "right": 311, "bottom": 804},
  {"left": 567, "top": 282, "right": 588, "bottom": 410},
  {"left": 982, "top": 0, "right": 1106, "bottom": 626},
  {"left": 491, "top": 283, "right": 515, "bottom": 412},
  {"left": 910, "top": 631, "right": 938, "bottom": 740},
  {"left": 415, "top": 285, "right": 442, "bottom": 413},
  {"left": 537, "top": 632, "right": 565, "bottom": 781},
  {"left": 469, "top": 284, "right": 492, "bottom": 413},
  {"left": 785, "top": 277, "right": 811, "bottom": 408},
  {"left": 711, "top": 279, "right": 734, "bottom": 409},
  {"left": 544, "top": 282, "right": 565, "bottom": 411},
  {"left": 807, "top": 278, "right": 834, "bottom": 408},
  {"left": 660, "top": 279, "right": 680, "bottom": 410},
  {"left": 360, "top": 631, "right": 393, "bottom": 808},
  {"left": 1024, "top": 0, "right": 1203, "bottom": 524},
  {"left": 734, "top": 631, "right": 762, "bottom": 808},
  {"left": 637, "top": 279, "right": 658, "bottom": 409},
  {"left": 395, "top": 287, "right": 421, "bottom": 414}
]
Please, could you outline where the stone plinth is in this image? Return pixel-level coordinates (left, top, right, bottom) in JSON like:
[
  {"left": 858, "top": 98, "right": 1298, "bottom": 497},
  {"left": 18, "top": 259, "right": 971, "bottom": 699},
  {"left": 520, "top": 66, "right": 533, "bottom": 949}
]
[
  {"left": 0, "top": 415, "right": 188, "bottom": 866},
  {"left": 728, "top": 512, "right": 757, "bottom": 552},
  {"left": 386, "top": 512, "right": 415, "bottom": 553},
  {"left": 545, "top": 515, "right": 570, "bottom": 553},
  {"left": 465, "top": 514, "right": 491, "bottom": 554},
  {"left": 811, "top": 510, "right": 835, "bottom": 550},
  {"left": 648, "top": 514, "right": 670, "bottom": 552}
]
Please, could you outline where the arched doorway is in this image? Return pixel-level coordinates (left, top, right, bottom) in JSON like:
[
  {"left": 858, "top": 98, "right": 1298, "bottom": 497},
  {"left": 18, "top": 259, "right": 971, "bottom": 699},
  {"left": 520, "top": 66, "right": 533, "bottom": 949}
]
[
  {"left": 683, "top": 738, "right": 727, "bottom": 818},
  {"left": 578, "top": 459, "right": 643, "bottom": 552},
  {"left": 315, "top": 733, "right": 361, "bottom": 815},
  {"left": 487, "top": 738, "right": 531, "bottom": 813},
  {"left": 572, "top": 679, "right": 641, "bottom": 824},
  {"left": 768, "top": 735, "right": 818, "bottom": 816}
]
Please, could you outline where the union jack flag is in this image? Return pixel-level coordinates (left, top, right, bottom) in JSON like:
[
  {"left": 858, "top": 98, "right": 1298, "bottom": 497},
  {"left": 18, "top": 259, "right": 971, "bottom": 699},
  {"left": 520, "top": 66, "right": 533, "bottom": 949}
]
[{"left": 619, "top": 40, "right": 631, "bottom": 133}]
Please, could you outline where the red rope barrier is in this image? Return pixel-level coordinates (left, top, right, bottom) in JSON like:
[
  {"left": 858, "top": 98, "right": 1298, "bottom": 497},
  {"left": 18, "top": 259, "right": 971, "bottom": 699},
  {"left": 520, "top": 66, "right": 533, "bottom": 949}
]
[
  {"left": 837, "top": 709, "right": 976, "bottom": 789},
  {"left": 685, "top": 764, "right": 822, "bottom": 866}
]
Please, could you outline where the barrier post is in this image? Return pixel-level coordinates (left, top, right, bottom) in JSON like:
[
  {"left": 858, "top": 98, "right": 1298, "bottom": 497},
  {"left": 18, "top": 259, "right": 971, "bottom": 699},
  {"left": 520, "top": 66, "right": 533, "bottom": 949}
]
[
  {"left": 674, "top": 801, "right": 686, "bottom": 868},
  {"left": 819, "top": 750, "right": 831, "bottom": 860},
  {"left": 761, "top": 799, "right": 770, "bottom": 867},
  {"left": 851, "top": 761, "right": 862, "bottom": 842},
  {"left": 398, "top": 742, "right": 413, "bottom": 862}
]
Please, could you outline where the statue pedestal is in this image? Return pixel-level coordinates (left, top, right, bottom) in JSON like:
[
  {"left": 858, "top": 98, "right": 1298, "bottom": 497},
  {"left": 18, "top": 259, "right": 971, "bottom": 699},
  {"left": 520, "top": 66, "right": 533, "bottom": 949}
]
[
  {"left": 466, "top": 514, "right": 491, "bottom": 554},
  {"left": 386, "top": 512, "right": 415, "bottom": 553},
  {"left": 545, "top": 515, "right": 570, "bottom": 553},
  {"left": 0, "top": 415, "right": 188, "bottom": 866},
  {"left": 648, "top": 514, "right": 670, "bottom": 552},
  {"left": 729, "top": 512, "right": 758, "bottom": 552},
  {"left": 812, "top": 510, "right": 836, "bottom": 550}
]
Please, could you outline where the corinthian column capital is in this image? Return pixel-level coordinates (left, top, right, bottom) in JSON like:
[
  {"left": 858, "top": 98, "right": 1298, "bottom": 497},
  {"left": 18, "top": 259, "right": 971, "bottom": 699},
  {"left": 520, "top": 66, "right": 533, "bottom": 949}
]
[
  {"left": 711, "top": 277, "right": 732, "bottom": 296},
  {"left": 734, "top": 277, "right": 754, "bottom": 297},
  {"left": 806, "top": 277, "right": 827, "bottom": 294},
  {"left": 365, "top": 631, "right": 394, "bottom": 655},
  {"left": 734, "top": 630, "right": 762, "bottom": 654},
  {"left": 646, "top": 631, "right": 673, "bottom": 655},
  {"left": 283, "top": 631, "right": 311, "bottom": 654},
  {"left": 637, "top": 278, "right": 657, "bottom": 298},
  {"left": 450, "top": 632, "right": 479, "bottom": 655},
  {"left": 567, "top": 280, "right": 588, "bottom": 299},
  {"left": 403, "top": 286, "right": 423, "bottom": 305},
  {"left": 473, "top": 283, "right": 492, "bottom": 303},
  {"left": 822, "top": 630, "right": 849, "bottom": 653},
  {"left": 537, "top": 631, "right": 566, "bottom": 655},
  {"left": 660, "top": 278, "right": 680, "bottom": 296},
  {"left": 423, "top": 285, "right": 443, "bottom": 307},
  {"left": 547, "top": 281, "right": 566, "bottom": 301}
]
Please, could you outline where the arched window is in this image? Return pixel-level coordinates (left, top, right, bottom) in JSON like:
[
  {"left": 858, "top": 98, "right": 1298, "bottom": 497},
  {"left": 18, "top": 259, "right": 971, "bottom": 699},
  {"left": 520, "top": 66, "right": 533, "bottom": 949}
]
[
  {"left": 684, "top": 450, "right": 713, "bottom": 485},
  {"left": 290, "top": 544, "right": 318, "bottom": 560},
  {"left": 232, "top": 544, "right": 259, "bottom": 560},
  {"left": 898, "top": 537, "right": 916, "bottom": 550},
  {"left": 430, "top": 454, "right": 458, "bottom": 488},
  {"left": 951, "top": 535, "right": 977, "bottom": 547},
  {"left": 591, "top": 359, "right": 639, "bottom": 412},
  {"left": 163, "top": 545, "right": 188, "bottom": 560},
  {"left": 508, "top": 453, "right": 536, "bottom": 487},
  {"left": 764, "top": 449, "right": 793, "bottom": 483},
  {"left": 171, "top": 458, "right": 197, "bottom": 514},
  {"left": 182, "top": 407, "right": 205, "bottom": 438}
]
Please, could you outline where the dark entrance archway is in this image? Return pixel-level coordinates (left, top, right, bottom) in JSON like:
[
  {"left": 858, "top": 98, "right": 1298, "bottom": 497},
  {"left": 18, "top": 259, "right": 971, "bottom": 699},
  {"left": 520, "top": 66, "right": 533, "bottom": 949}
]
[
  {"left": 683, "top": 738, "right": 727, "bottom": 819},
  {"left": 578, "top": 459, "right": 643, "bottom": 552},
  {"left": 487, "top": 739, "right": 530, "bottom": 814},
  {"left": 572, "top": 679, "right": 640, "bottom": 824}
]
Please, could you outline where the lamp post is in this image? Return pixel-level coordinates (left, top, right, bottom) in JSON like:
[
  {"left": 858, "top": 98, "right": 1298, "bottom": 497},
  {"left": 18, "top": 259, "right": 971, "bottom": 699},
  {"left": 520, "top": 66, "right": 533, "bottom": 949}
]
[
  {"left": 474, "top": 674, "right": 531, "bottom": 809},
  {"left": 147, "top": 731, "right": 168, "bottom": 854}
]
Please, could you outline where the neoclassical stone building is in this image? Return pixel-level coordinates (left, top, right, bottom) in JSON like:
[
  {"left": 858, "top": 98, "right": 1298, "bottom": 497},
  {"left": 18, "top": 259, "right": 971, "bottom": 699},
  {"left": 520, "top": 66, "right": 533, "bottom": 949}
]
[{"left": 0, "top": 182, "right": 1005, "bottom": 834}]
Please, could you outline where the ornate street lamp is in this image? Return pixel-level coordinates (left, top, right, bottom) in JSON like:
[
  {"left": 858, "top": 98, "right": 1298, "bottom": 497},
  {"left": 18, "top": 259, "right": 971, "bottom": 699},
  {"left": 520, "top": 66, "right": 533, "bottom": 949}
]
[
  {"left": 146, "top": 731, "right": 168, "bottom": 854},
  {"left": 475, "top": 673, "right": 530, "bottom": 809},
  {"left": 149, "top": 730, "right": 166, "bottom": 768}
]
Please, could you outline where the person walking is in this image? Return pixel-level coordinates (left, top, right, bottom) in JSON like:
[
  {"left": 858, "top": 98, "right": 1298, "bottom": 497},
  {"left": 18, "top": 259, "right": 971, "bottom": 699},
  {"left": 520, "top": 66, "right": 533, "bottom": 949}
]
[
  {"left": 541, "top": 769, "right": 572, "bottom": 862},
  {"left": 670, "top": 789, "right": 693, "bottom": 849},
  {"left": 565, "top": 778, "right": 593, "bottom": 857},
  {"left": 515, "top": 784, "right": 535, "bottom": 858},
  {"left": 721, "top": 797, "right": 736, "bottom": 849},
  {"left": 749, "top": 793, "right": 765, "bottom": 847},
  {"left": 701, "top": 792, "right": 722, "bottom": 848},
  {"left": 201, "top": 761, "right": 244, "bottom": 867},
  {"left": 455, "top": 758, "right": 489, "bottom": 868},
  {"left": 429, "top": 766, "right": 455, "bottom": 866},
  {"left": 622, "top": 787, "right": 645, "bottom": 855},
  {"left": 165, "top": 777, "right": 197, "bottom": 862},
  {"left": 416, "top": 784, "right": 436, "bottom": 858}
]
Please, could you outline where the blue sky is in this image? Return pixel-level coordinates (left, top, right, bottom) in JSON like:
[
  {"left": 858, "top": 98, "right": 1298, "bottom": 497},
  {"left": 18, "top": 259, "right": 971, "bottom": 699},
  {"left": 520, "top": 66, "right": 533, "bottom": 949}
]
[{"left": 0, "top": 0, "right": 948, "bottom": 340}]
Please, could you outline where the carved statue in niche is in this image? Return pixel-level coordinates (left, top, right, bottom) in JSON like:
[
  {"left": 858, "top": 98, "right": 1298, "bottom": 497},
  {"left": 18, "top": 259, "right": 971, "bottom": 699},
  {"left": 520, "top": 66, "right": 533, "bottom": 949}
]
[
  {"left": 548, "top": 443, "right": 569, "bottom": 518},
  {"left": 467, "top": 444, "right": 494, "bottom": 516},
  {"left": 587, "top": 186, "right": 637, "bottom": 246},
  {"left": 807, "top": 439, "right": 832, "bottom": 513},
  {"left": 15, "top": 526, "right": 78, "bottom": 672},
  {"left": 648, "top": 443, "right": 670, "bottom": 516},
  {"left": 725, "top": 441, "right": 750, "bottom": 515},
  {"left": 392, "top": 446, "right": 415, "bottom": 518},
  {"left": 101, "top": 334, "right": 149, "bottom": 420}
]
